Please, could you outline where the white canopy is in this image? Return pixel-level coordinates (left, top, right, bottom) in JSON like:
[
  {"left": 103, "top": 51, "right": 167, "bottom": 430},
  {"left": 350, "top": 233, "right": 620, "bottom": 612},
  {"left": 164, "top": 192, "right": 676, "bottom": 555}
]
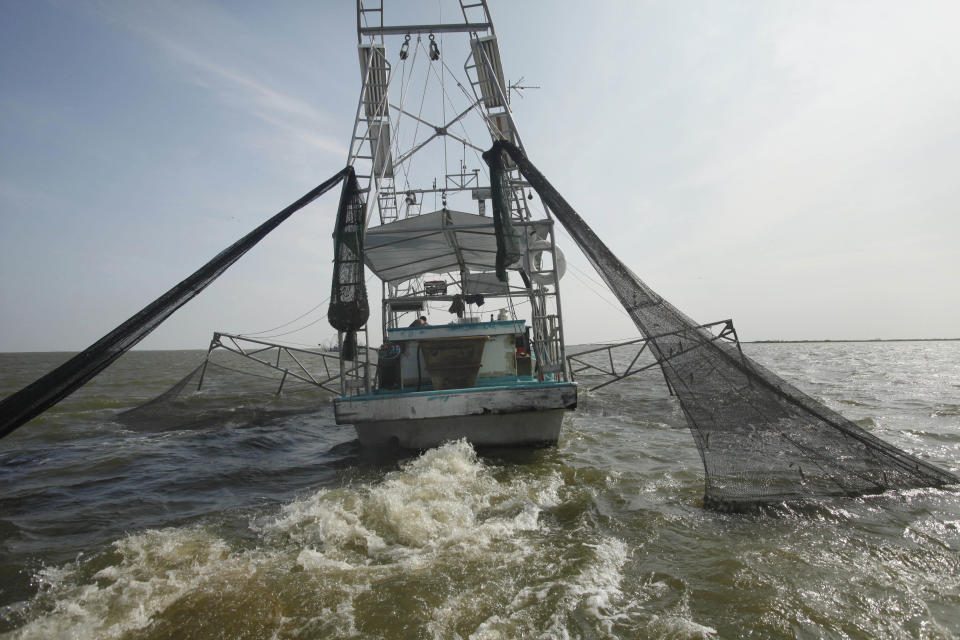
[{"left": 364, "top": 209, "right": 503, "bottom": 283}]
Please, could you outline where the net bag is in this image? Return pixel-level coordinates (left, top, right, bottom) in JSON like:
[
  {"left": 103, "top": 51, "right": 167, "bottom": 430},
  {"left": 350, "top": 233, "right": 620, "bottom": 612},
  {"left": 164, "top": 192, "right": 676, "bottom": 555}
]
[
  {"left": 487, "top": 140, "right": 958, "bottom": 509},
  {"left": 327, "top": 167, "right": 369, "bottom": 360}
]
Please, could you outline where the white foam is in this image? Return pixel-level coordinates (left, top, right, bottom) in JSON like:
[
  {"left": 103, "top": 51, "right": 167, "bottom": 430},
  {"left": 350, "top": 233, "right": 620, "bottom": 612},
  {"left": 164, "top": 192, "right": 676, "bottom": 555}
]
[
  {"left": 12, "top": 527, "right": 250, "bottom": 639},
  {"left": 469, "top": 536, "right": 633, "bottom": 639},
  {"left": 258, "top": 439, "right": 562, "bottom": 563},
  {"left": 647, "top": 614, "right": 718, "bottom": 640},
  {"left": 643, "top": 590, "right": 718, "bottom": 640},
  {"left": 577, "top": 538, "right": 630, "bottom": 619},
  {"left": 12, "top": 440, "right": 569, "bottom": 638}
]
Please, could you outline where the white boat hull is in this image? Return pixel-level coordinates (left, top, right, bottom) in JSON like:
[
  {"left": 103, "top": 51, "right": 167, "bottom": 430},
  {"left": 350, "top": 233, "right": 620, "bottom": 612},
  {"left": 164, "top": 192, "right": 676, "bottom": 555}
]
[{"left": 334, "top": 383, "right": 577, "bottom": 448}]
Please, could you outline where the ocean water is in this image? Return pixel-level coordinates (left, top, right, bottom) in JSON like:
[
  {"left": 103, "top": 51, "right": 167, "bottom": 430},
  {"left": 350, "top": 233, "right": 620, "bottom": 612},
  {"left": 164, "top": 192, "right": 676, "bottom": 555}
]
[{"left": 0, "top": 342, "right": 958, "bottom": 639}]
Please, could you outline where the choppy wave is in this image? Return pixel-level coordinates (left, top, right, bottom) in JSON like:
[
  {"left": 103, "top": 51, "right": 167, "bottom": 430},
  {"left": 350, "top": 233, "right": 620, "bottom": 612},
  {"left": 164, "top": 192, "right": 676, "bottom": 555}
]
[
  {"left": 2, "top": 342, "right": 959, "bottom": 638},
  {"left": 5, "top": 441, "right": 665, "bottom": 639}
]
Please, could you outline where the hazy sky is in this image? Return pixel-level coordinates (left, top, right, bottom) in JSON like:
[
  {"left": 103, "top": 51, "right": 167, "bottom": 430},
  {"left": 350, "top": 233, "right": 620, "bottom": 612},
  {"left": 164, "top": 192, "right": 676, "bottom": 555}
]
[{"left": 1, "top": 0, "right": 958, "bottom": 352}]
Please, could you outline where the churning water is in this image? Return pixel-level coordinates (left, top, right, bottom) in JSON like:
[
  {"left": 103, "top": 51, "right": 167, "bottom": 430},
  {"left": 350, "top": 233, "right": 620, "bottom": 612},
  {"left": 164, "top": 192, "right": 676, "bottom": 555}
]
[{"left": 1, "top": 342, "right": 958, "bottom": 639}]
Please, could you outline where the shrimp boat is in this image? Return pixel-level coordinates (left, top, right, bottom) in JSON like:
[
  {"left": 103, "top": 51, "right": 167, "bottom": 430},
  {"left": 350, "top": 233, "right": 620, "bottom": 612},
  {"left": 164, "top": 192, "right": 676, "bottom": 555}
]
[
  {"left": 331, "top": 1, "right": 577, "bottom": 448},
  {"left": 5, "top": 1, "right": 956, "bottom": 508}
]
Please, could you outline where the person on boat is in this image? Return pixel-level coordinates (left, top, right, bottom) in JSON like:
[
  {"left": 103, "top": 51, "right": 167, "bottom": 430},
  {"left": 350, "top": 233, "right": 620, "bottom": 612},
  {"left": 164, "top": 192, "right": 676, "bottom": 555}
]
[{"left": 409, "top": 316, "right": 428, "bottom": 327}]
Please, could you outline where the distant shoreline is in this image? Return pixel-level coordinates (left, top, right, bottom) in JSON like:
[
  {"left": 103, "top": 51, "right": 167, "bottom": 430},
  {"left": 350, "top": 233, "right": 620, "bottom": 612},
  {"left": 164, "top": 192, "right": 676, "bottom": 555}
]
[
  {"left": 567, "top": 337, "right": 960, "bottom": 349},
  {"left": 746, "top": 338, "right": 960, "bottom": 344},
  {"left": 2, "top": 338, "right": 959, "bottom": 354}
]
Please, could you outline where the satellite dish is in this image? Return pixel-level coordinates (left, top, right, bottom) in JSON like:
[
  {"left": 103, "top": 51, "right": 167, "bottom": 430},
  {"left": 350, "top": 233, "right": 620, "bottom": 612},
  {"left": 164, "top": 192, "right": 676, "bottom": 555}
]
[{"left": 531, "top": 247, "right": 566, "bottom": 286}]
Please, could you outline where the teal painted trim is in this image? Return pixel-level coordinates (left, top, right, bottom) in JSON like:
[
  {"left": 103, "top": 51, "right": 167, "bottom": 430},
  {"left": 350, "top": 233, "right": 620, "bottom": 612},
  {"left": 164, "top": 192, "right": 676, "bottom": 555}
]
[
  {"left": 380, "top": 374, "right": 549, "bottom": 394},
  {"left": 336, "top": 380, "right": 576, "bottom": 403},
  {"left": 387, "top": 320, "right": 525, "bottom": 333},
  {"left": 475, "top": 375, "right": 533, "bottom": 387},
  {"left": 358, "top": 375, "right": 529, "bottom": 395}
]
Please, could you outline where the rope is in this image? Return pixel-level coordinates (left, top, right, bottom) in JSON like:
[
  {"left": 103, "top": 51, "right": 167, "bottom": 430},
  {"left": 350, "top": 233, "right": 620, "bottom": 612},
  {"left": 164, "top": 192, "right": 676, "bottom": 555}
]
[
  {"left": 252, "top": 273, "right": 376, "bottom": 341},
  {"left": 237, "top": 295, "right": 331, "bottom": 337},
  {"left": 397, "top": 38, "right": 433, "bottom": 200},
  {"left": 393, "top": 32, "right": 421, "bottom": 199},
  {"left": 435, "top": 55, "right": 489, "bottom": 171},
  {"left": 566, "top": 262, "right": 633, "bottom": 320}
]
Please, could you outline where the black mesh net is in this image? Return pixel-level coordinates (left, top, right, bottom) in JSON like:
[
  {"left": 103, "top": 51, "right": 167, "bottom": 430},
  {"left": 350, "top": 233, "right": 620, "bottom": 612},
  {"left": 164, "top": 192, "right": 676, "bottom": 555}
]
[
  {"left": 0, "top": 168, "right": 349, "bottom": 439},
  {"left": 483, "top": 147, "right": 521, "bottom": 281},
  {"left": 489, "top": 140, "right": 958, "bottom": 509},
  {"left": 327, "top": 168, "right": 369, "bottom": 360},
  {"left": 118, "top": 352, "right": 333, "bottom": 433}
]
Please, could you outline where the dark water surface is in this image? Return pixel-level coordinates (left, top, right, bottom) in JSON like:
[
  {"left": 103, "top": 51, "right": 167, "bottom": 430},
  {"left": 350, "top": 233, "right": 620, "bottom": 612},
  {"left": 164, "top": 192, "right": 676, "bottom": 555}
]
[{"left": 1, "top": 342, "right": 958, "bottom": 638}]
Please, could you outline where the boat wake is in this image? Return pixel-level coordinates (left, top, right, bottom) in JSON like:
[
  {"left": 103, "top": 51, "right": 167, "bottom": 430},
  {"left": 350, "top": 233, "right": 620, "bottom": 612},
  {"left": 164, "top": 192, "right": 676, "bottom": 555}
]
[{"left": 6, "top": 440, "right": 721, "bottom": 639}]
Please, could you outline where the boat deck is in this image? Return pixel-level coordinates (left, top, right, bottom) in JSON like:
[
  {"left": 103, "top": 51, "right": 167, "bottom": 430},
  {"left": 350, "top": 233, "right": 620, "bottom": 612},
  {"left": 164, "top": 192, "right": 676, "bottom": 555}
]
[{"left": 344, "top": 376, "right": 566, "bottom": 401}]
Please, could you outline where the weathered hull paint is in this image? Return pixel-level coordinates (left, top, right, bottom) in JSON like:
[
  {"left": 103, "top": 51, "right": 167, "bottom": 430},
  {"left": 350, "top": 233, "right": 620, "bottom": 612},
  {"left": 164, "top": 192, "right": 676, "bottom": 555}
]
[
  {"left": 353, "top": 409, "right": 566, "bottom": 448},
  {"left": 334, "top": 383, "right": 577, "bottom": 449}
]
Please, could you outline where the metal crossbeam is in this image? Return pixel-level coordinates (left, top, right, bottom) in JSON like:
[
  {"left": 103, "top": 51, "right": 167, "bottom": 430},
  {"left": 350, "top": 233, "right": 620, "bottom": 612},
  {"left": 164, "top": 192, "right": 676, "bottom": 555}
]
[
  {"left": 360, "top": 22, "right": 491, "bottom": 36},
  {"left": 389, "top": 103, "right": 486, "bottom": 154},
  {"left": 200, "top": 332, "right": 377, "bottom": 395},
  {"left": 566, "top": 320, "right": 741, "bottom": 392},
  {"left": 393, "top": 103, "right": 477, "bottom": 168}
]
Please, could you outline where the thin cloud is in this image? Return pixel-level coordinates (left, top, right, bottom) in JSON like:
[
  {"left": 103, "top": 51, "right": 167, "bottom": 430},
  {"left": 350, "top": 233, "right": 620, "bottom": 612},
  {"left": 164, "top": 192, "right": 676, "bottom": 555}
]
[
  {"left": 149, "top": 31, "right": 346, "bottom": 157},
  {"left": 94, "top": 2, "right": 346, "bottom": 158}
]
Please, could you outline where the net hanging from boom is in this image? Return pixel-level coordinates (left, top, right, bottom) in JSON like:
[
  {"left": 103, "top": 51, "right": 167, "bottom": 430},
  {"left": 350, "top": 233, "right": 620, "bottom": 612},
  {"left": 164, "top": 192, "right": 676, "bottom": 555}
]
[
  {"left": 327, "top": 167, "right": 369, "bottom": 360},
  {"left": 0, "top": 167, "right": 350, "bottom": 439},
  {"left": 485, "top": 141, "right": 958, "bottom": 509}
]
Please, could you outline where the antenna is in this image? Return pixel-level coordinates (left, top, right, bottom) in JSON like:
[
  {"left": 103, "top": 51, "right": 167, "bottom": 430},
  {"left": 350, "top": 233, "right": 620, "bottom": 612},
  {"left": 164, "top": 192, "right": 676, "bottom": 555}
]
[{"left": 508, "top": 76, "right": 540, "bottom": 100}]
